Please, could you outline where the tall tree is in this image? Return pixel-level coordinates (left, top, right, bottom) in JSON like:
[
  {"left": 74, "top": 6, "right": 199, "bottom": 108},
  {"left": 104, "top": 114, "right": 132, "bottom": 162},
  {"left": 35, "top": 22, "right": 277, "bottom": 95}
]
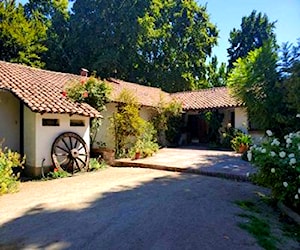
[
  {"left": 282, "top": 40, "right": 300, "bottom": 116},
  {"left": 206, "top": 56, "right": 227, "bottom": 87},
  {"left": 24, "top": 0, "right": 70, "bottom": 71},
  {"left": 136, "top": 0, "right": 218, "bottom": 92},
  {"left": 66, "top": 0, "right": 148, "bottom": 77},
  {"left": 227, "top": 10, "right": 277, "bottom": 69},
  {"left": 228, "top": 42, "right": 281, "bottom": 132},
  {"left": 0, "top": 0, "right": 47, "bottom": 67}
]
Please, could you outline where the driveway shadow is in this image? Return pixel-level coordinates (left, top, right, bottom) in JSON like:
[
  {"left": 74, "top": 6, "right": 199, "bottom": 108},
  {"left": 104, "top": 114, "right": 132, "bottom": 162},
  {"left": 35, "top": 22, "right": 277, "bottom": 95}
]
[{"left": 0, "top": 173, "right": 265, "bottom": 250}]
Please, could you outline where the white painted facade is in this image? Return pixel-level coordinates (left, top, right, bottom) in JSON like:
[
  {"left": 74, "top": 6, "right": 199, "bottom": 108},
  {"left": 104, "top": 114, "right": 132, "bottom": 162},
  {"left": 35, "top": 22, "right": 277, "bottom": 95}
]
[
  {"left": 1, "top": 90, "right": 90, "bottom": 176},
  {"left": 0, "top": 91, "right": 20, "bottom": 151},
  {"left": 219, "top": 107, "right": 248, "bottom": 133},
  {"left": 234, "top": 107, "right": 248, "bottom": 133},
  {"left": 24, "top": 111, "right": 90, "bottom": 172}
]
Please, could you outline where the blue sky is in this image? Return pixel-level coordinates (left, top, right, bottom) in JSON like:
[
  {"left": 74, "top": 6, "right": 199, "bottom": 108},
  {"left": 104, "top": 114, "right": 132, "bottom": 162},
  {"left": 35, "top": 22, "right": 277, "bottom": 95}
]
[
  {"left": 197, "top": 0, "right": 300, "bottom": 63},
  {"left": 17, "top": 0, "right": 300, "bottom": 64}
]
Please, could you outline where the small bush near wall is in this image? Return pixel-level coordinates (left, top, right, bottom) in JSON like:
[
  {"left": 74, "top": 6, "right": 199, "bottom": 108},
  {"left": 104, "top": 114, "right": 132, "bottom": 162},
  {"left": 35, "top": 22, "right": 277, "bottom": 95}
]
[
  {"left": 110, "top": 90, "right": 159, "bottom": 158},
  {"left": 152, "top": 98, "right": 182, "bottom": 146},
  {"left": 0, "top": 144, "right": 24, "bottom": 195}
]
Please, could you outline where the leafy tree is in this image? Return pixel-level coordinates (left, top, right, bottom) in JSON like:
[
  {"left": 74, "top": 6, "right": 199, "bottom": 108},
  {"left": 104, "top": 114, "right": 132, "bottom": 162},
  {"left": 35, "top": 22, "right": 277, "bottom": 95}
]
[
  {"left": 228, "top": 42, "right": 281, "bottom": 132},
  {"left": 24, "top": 0, "right": 70, "bottom": 71},
  {"left": 0, "top": 0, "right": 47, "bottom": 67},
  {"left": 227, "top": 10, "right": 277, "bottom": 69},
  {"left": 206, "top": 56, "right": 227, "bottom": 87},
  {"left": 67, "top": 0, "right": 148, "bottom": 78},
  {"left": 136, "top": 0, "right": 218, "bottom": 92},
  {"left": 281, "top": 40, "right": 300, "bottom": 116}
]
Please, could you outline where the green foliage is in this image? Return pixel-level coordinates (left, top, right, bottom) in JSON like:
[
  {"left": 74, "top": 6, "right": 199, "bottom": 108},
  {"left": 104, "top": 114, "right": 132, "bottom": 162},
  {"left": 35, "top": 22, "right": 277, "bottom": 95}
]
[
  {"left": 111, "top": 90, "right": 159, "bottom": 158},
  {"left": 0, "top": 145, "right": 24, "bottom": 195},
  {"left": 47, "top": 168, "right": 70, "bottom": 179},
  {"left": 152, "top": 97, "right": 182, "bottom": 146},
  {"left": 249, "top": 130, "right": 300, "bottom": 212},
  {"left": 231, "top": 132, "right": 252, "bottom": 152},
  {"left": 206, "top": 56, "right": 227, "bottom": 87},
  {"left": 203, "top": 111, "right": 224, "bottom": 144},
  {"left": 129, "top": 123, "right": 159, "bottom": 159},
  {"left": 136, "top": 0, "right": 218, "bottom": 92},
  {"left": 24, "top": 0, "right": 70, "bottom": 71},
  {"left": 89, "top": 158, "right": 107, "bottom": 171},
  {"left": 221, "top": 127, "right": 240, "bottom": 149},
  {"left": 65, "top": 77, "right": 110, "bottom": 112},
  {"left": 66, "top": 76, "right": 110, "bottom": 146},
  {"left": 0, "top": 0, "right": 48, "bottom": 67},
  {"left": 228, "top": 42, "right": 280, "bottom": 131},
  {"left": 67, "top": 0, "right": 148, "bottom": 78},
  {"left": 227, "top": 10, "right": 277, "bottom": 69}
]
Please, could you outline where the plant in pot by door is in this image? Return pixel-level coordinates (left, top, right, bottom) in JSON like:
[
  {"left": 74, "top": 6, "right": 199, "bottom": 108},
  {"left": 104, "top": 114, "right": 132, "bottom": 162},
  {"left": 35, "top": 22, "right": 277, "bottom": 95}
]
[
  {"left": 231, "top": 132, "right": 252, "bottom": 153},
  {"left": 132, "top": 139, "right": 143, "bottom": 160}
]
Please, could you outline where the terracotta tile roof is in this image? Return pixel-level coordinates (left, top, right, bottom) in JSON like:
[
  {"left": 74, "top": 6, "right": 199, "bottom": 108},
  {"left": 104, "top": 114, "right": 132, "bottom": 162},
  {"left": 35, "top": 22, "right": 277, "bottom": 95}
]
[
  {"left": 172, "top": 87, "right": 241, "bottom": 111},
  {"left": 106, "top": 78, "right": 172, "bottom": 107},
  {"left": 0, "top": 61, "right": 100, "bottom": 117}
]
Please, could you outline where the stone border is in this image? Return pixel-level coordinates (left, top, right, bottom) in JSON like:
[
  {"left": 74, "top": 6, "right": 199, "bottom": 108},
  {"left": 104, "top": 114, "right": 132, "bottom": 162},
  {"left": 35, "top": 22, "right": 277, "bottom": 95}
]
[
  {"left": 114, "top": 160, "right": 251, "bottom": 182},
  {"left": 277, "top": 202, "right": 300, "bottom": 225}
]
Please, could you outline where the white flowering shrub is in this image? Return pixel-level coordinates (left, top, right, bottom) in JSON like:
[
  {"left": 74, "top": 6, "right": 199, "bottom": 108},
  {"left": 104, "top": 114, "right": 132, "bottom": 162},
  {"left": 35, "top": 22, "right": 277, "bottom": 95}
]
[{"left": 248, "top": 130, "right": 300, "bottom": 211}]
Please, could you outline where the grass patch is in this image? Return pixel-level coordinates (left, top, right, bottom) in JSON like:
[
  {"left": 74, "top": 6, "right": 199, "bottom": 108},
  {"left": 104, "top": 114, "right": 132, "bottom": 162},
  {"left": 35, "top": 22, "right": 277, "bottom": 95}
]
[
  {"left": 235, "top": 198, "right": 299, "bottom": 250},
  {"left": 235, "top": 200, "right": 261, "bottom": 213},
  {"left": 237, "top": 214, "right": 277, "bottom": 250}
]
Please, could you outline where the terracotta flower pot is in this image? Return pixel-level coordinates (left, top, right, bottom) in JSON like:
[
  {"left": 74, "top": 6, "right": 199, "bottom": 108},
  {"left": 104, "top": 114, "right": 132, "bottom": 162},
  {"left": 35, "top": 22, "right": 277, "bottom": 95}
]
[
  {"left": 238, "top": 144, "right": 248, "bottom": 153},
  {"left": 135, "top": 152, "right": 141, "bottom": 159}
]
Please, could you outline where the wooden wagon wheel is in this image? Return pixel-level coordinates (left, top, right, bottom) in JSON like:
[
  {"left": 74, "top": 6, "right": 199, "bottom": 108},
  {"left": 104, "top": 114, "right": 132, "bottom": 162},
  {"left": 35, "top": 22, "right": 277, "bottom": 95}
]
[{"left": 51, "top": 132, "right": 89, "bottom": 174}]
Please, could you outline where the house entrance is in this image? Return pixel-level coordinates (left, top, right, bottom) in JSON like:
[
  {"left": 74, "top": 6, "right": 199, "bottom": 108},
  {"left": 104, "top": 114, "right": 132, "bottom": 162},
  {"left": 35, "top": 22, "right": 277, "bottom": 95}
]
[{"left": 186, "top": 114, "right": 208, "bottom": 143}]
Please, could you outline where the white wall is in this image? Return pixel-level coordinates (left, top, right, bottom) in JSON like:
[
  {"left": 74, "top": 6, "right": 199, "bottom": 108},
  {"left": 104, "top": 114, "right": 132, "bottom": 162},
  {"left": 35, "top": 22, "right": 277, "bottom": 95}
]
[
  {"left": 24, "top": 106, "right": 36, "bottom": 167},
  {"left": 95, "top": 103, "right": 157, "bottom": 149},
  {"left": 235, "top": 107, "right": 248, "bottom": 133},
  {"left": 95, "top": 102, "right": 116, "bottom": 149},
  {"left": 35, "top": 113, "right": 90, "bottom": 167},
  {"left": 0, "top": 91, "right": 20, "bottom": 151}
]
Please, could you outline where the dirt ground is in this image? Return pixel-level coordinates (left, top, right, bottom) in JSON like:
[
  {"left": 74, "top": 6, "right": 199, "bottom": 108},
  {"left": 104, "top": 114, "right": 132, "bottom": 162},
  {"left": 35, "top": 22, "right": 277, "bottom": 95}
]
[{"left": 0, "top": 167, "right": 297, "bottom": 250}]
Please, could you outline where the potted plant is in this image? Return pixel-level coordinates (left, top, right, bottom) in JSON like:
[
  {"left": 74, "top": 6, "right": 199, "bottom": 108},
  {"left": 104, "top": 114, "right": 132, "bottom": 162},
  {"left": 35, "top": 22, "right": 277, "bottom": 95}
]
[
  {"left": 132, "top": 139, "right": 143, "bottom": 160},
  {"left": 231, "top": 132, "right": 252, "bottom": 153}
]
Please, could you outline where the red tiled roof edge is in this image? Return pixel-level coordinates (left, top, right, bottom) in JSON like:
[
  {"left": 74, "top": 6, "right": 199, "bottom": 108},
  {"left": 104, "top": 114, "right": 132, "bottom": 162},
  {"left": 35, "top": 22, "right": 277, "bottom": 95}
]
[
  {"left": 0, "top": 61, "right": 101, "bottom": 118},
  {"left": 171, "top": 87, "right": 242, "bottom": 111}
]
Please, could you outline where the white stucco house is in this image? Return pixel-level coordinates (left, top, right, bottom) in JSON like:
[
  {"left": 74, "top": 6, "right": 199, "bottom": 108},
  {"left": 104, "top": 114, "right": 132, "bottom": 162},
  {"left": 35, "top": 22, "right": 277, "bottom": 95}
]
[
  {"left": 0, "top": 61, "right": 100, "bottom": 176},
  {"left": 0, "top": 61, "right": 249, "bottom": 176}
]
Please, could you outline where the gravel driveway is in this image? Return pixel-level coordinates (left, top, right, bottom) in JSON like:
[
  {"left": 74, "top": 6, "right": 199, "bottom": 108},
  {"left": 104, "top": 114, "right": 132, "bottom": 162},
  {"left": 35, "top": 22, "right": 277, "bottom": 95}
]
[{"left": 0, "top": 167, "right": 267, "bottom": 250}]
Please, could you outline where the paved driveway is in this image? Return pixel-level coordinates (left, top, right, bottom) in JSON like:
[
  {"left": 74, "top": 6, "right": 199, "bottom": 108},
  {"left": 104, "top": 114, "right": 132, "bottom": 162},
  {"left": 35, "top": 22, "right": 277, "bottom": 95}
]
[
  {"left": 0, "top": 167, "right": 266, "bottom": 250},
  {"left": 115, "top": 147, "right": 256, "bottom": 180}
]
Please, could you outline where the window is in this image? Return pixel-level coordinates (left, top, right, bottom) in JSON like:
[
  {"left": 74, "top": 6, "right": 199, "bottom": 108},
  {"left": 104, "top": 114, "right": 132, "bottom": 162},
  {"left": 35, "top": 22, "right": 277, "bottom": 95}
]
[
  {"left": 42, "top": 118, "right": 59, "bottom": 126},
  {"left": 70, "top": 119, "right": 85, "bottom": 127}
]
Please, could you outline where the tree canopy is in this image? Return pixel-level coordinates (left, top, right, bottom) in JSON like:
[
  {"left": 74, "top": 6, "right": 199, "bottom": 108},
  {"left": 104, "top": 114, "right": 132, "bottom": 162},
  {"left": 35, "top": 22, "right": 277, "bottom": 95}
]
[
  {"left": 227, "top": 10, "right": 277, "bottom": 69},
  {"left": 135, "top": 0, "right": 218, "bottom": 92},
  {"left": 0, "top": 0, "right": 48, "bottom": 67},
  {"left": 228, "top": 42, "right": 280, "bottom": 131}
]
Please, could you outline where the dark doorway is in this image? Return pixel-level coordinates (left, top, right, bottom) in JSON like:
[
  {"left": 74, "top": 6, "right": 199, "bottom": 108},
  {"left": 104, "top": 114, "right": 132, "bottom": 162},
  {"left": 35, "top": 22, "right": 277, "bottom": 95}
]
[{"left": 186, "top": 115, "right": 208, "bottom": 143}]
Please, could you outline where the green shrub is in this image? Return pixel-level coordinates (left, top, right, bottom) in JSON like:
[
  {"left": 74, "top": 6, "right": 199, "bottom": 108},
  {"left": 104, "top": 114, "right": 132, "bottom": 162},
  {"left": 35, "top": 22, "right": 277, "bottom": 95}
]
[
  {"left": 152, "top": 98, "right": 182, "bottom": 146},
  {"left": 89, "top": 158, "right": 108, "bottom": 171},
  {"left": 129, "top": 123, "right": 159, "bottom": 158},
  {"left": 111, "top": 90, "right": 159, "bottom": 158},
  {"left": 231, "top": 132, "right": 252, "bottom": 152},
  {"left": 0, "top": 146, "right": 24, "bottom": 195},
  {"left": 248, "top": 129, "right": 300, "bottom": 212},
  {"left": 47, "top": 168, "right": 71, "bottom": 179}
]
